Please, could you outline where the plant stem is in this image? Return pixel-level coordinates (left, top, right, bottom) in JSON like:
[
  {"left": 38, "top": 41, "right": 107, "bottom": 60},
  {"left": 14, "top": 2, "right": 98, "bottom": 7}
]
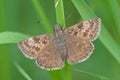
[{"left": 55, "top": 0, "right": 72, "bottom": 80}]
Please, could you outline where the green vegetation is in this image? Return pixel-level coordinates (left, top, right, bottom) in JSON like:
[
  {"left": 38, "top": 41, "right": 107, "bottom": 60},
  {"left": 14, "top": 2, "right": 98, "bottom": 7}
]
[{"left": 0, "top": 0, "right": 120, "bottom": 80}]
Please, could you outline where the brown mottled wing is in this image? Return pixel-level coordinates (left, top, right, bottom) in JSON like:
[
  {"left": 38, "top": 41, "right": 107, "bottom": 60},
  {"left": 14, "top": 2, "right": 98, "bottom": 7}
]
[
  {"left": 36, "top": 44, "right": 64, "bottom": 70},
  {"left": 18, "top": 34, "right": 53, "bottom": 59},
  {"left": 18, "top": 34, "right": 64, "bottom": 70},
  {"left": 65, "top": 18, "right": 101, "bottom": 41},
  {"left": 66, "top": 36, "right": 94, "bottom": 64},
  {"left": 64, "top": 18, "right": 101, "bottom": 63}
]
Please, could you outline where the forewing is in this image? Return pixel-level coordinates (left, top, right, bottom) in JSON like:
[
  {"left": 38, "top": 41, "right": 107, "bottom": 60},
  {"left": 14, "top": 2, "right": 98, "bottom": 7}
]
[
  {"left": 36, "top": 44, "right": 64, "bottom": 70},
  {"left": 18, "top": 34, "right": 53, "bottom": 59},
  {"left": 66, "top": 36, "right": 94, "bottom": 64},
  {"left": 65, "top": 18, "right": 101, "bottom": 41}
]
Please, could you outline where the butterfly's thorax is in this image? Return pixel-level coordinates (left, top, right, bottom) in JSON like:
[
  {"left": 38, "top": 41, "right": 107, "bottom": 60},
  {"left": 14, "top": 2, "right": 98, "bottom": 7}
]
[{"left": 53, "top": 25, "right": 68, "bottom": 61}]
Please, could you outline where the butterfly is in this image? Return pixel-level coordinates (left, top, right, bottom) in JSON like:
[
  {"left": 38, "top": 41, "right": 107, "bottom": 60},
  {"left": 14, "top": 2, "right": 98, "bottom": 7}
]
[{"left": 18, "top": 18, "right": 101, "bottom": 70}]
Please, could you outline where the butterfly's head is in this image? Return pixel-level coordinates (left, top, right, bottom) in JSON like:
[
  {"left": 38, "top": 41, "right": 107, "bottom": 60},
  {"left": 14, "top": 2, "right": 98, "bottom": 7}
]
[{"left": 54, "top": 24, "right": 63, "bottom": 33}]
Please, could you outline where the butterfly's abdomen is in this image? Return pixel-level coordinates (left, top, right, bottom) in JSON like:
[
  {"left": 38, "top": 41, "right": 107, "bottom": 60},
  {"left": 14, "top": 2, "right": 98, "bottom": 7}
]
[{"left": 56, "top": 41, "right": 67, "bottom": 61}]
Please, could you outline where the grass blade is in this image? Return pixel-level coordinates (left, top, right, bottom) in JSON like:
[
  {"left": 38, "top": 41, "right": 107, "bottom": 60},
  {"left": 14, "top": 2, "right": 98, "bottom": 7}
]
[
  {"left": 108, "top": 0, "right": 120, "bottom": 36},
  {"left": 55, "top": 0, "right": 72, "bottom": 80},
  {"left": 14, "top": 62, "right": 32, "bottom": 80},
  {"left": 71, "top": 0, "right": 120, "bottom": 63},
  {"left": 0, "top": 31, "right": 30, "bottom": 44},
  {"left": 32, "top": 0, "right": 52, "bottom": 33},
  {"left": 74, "top": 69, "right": 110, "bottom": 80},
  {"left": 55, "top": 0, "right": 66, "bottom": 28},
  {"left": 48, "top": 1, "right": 72, "bottom": 80}
]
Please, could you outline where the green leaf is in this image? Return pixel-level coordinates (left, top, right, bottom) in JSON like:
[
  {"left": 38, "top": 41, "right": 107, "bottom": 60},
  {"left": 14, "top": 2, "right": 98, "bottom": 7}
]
[{"left": 0, "top": 31, "right": 30, "bottom": 44}]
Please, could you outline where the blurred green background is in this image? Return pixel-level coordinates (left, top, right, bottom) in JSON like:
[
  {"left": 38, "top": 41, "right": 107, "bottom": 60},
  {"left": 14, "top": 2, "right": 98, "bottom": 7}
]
[{"left": 0, "top": 0, "right": 120, "bottom": 80}]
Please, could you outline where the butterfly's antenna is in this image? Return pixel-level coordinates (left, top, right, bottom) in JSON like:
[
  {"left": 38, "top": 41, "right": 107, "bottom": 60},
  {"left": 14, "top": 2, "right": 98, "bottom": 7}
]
[{"left": 63, "top": 11, "right": 73, "bottom": 29}]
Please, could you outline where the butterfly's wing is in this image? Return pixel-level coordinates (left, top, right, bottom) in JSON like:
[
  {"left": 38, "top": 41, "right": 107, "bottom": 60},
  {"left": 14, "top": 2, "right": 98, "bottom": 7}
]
[
  {"left": 65, "top": 18, "right": 101, "bottom": 41},
  {"left": 36, "top": 44, "right": 64, "bottom": 70},
  {"left": 18, "top": 34, "right": 64, "bottom": 70},
  {"left": 64, "top": 18, "right": 101, "bottom": 63},
  {"left": 18, "top": 34, "right": 53, "bottom": 59},
  {"left": 66, "top": 36, "right": 94, "bottom": 64}
]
